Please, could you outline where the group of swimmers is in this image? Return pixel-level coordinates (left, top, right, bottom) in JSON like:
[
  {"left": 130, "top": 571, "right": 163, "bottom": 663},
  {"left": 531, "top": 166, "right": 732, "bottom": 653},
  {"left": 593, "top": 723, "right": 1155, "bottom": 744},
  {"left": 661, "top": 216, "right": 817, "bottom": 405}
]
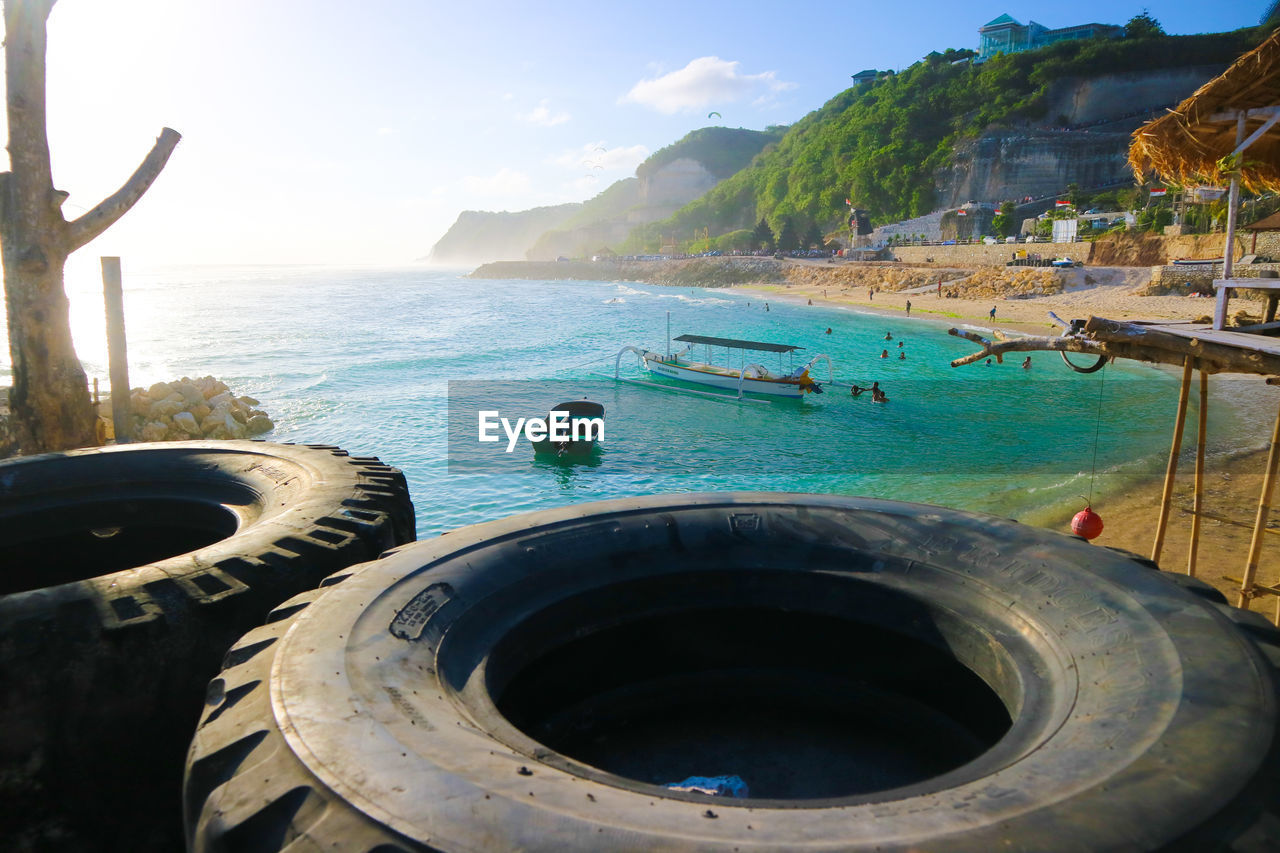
[
  {"left": 851, "top": 330, "right": 906, "bottom": 403},
  {"left": 849, "top": 381, "right": 888, "bottom": 403},
  {"left": 879, "top": 331, "right": 907, "bottom": 360}
]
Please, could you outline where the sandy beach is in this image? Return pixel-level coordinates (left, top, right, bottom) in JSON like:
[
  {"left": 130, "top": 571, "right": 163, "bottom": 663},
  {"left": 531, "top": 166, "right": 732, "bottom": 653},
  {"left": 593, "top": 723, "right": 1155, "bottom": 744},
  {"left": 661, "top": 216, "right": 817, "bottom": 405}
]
[
  {"left": 735, "top": 261, "right": 1216, "bottom": 332},
  {"left": 737, "top": 262, "right": 1280, "bottom": 614}
]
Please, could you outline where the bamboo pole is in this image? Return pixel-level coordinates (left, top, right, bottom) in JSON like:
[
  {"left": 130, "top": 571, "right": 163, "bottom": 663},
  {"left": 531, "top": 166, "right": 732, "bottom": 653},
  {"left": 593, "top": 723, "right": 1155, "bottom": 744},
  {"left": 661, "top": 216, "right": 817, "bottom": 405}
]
[
  {"left": 1153, "top": 358, "right": 1194, "bottom": 564},
  {"left": 1239, "top": 395, "right": 1280, "bottom": 611},
  {"left": 101, "top": 257, "right": 130, "bottom": 444},
  {"left": 1187, "top": 366, "right": 1208, "bottom": 577}
]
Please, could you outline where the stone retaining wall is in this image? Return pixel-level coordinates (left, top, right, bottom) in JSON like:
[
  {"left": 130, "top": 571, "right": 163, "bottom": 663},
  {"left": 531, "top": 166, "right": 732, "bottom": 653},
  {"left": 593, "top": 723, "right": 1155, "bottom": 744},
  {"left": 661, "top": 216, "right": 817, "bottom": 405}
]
[
  {"left": 1148, "top": 263, "right": 1280, "bottom": 295},
  {"left": 891, "top": 242, "right": 1091, "bottom": 267}
]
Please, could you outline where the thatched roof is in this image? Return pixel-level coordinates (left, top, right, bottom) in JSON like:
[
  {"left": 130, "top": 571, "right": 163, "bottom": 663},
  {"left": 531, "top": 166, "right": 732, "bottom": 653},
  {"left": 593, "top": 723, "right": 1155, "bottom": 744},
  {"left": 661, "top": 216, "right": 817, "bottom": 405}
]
[
  {"left": 1130, "top": 28, "right": 1280, "bottom": 192},
  {"left": 1245, "top": 210, "right": 1280, "bottom": 230}
]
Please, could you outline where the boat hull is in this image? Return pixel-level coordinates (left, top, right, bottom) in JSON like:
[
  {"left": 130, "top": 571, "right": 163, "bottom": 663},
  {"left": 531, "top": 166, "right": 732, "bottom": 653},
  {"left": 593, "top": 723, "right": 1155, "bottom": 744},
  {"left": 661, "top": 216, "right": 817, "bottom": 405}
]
[{"left": 643, "top": 355, "right": 805, "bottom": 397}]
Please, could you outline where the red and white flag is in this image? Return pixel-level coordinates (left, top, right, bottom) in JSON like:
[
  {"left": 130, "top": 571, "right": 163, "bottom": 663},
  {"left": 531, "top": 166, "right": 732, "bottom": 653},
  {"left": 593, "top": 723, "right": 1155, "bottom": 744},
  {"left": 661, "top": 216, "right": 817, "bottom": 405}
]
[
  {"left": 1055, "top": 199, "right": 1071, "bottom": 207},
  {"left": 957, "top": 209, "right": 967, "bottom": 216},
  {"left": 1149, "top": 188, "right": 1167, "bottom": 197}
]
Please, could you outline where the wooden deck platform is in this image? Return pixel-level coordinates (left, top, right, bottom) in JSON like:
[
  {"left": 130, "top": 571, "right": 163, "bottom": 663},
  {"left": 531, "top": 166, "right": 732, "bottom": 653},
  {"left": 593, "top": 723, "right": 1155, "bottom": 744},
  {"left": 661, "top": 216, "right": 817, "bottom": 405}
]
[{"left": 1140, "top": 320, "right": 1280, "bottom": 365}]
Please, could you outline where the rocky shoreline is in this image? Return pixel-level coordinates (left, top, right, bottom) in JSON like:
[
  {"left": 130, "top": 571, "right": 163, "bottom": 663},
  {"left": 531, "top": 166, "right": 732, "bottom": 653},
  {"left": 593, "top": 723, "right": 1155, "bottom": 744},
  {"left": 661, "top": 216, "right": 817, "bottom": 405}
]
[
  {"left": 468, "top": 256, "right": 1106, "bottom": 301},
  {"left": 115, "top": 376, "right": 274, "bottom": 442},
  {"left": 470, "top": 257, "right": 791, "bottom": 287}
]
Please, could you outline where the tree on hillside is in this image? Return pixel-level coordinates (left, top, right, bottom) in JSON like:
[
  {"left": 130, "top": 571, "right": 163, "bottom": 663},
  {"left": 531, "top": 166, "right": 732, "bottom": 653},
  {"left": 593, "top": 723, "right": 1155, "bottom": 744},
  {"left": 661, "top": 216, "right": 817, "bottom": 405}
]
[
  {"left": 751, "top": 218, "right": 774, "bottom": 251},
  {"left": 802, "top": 222, "right": 824, "bottom": 250},
  {"left": 1125, "top": 11, "right": 1165, "bottom": 39},
  {"left": 2, "top": 0, "right": 180, "bottom": 453},
  {"left": 991, "top": 201, "right": 1017, "bottom": 238},
  {"left": 775, "top": 218, "right": 800, "bottom": 252}
]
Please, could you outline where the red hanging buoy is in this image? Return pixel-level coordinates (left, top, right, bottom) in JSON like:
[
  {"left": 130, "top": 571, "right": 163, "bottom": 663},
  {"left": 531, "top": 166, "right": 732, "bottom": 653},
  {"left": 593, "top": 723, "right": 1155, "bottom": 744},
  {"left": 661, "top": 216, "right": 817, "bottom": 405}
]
[{"left": 1072, "top": 505, "right": 1104, "bottom": 540}]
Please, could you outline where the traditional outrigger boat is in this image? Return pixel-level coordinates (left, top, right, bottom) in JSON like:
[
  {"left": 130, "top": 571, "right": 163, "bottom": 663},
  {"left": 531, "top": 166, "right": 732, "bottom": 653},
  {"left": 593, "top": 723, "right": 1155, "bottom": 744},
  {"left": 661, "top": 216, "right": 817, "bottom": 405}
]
[{"left": 615, "top": 333, "right": 833, "bottom": 399}]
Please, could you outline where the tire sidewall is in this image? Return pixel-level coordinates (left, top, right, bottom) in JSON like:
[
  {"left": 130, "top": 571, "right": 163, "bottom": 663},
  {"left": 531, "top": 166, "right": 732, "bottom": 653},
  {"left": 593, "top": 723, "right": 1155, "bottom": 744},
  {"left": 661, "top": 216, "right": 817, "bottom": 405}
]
[{"left": 272, "top": 493, "right": 1277, "bottom": 851}]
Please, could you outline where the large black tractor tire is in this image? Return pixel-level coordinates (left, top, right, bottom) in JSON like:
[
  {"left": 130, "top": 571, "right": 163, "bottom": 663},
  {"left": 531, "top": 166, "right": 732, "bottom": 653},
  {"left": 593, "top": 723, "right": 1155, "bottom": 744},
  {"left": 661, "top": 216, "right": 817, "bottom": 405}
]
[
  {"left": 185, "top": 493, "right": 1280, "bottom": 852},
  {"left": 0, "top": 440, "right": 414, "bottom": 852}
]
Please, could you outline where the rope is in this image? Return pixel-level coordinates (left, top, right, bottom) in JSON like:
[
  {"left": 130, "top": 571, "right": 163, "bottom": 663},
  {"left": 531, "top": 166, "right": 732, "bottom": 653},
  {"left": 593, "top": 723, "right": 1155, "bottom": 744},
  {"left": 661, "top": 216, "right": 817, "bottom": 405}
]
[
  {"left": 1087, "top": 362, "right": 1108, "bottom": 505},
  {"left": 568, "top": 355, "right": 613, "bottom": 371}
]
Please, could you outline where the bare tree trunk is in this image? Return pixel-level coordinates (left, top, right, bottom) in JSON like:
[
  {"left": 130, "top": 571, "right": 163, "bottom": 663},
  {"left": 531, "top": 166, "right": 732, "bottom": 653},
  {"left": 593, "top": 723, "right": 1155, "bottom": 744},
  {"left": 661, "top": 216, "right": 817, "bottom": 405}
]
[{"left": 1, "top": 0, "right": 179, "bottom": 454}]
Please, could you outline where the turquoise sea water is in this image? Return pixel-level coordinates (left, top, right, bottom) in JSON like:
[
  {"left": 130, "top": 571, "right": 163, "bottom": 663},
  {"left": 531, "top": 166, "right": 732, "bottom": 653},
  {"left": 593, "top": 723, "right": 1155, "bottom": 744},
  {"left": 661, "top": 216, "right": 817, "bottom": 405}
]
[{"left": 0, "top": 263, "right": 1227, "bottom": 538}]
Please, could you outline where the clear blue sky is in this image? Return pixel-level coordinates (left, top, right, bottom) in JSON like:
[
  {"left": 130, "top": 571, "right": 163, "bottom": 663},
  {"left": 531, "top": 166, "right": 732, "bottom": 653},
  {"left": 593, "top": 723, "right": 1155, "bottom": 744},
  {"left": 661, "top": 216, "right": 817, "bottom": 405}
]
[{"left": 12, "top": 0, "right": 1270, "bottom": 265}]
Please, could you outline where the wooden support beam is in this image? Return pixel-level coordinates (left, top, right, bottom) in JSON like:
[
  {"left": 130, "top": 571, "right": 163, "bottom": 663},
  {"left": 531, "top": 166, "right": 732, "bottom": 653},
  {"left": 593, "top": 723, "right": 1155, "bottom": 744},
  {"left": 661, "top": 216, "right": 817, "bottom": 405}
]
[
  {"left": 1208, "top": 105, "right": 1280, "bottom": 123},
  {"left": 101, "top": 257, "right": 130, "bottom": 444},
  {"left": 1215, "top": 113, "right": 1248, "bottom": 330},
  {"left": 1154, "top": 359, "right": 1193, "bottom": 565},
  {"left": 1238, "top": 395, "right": 1280, "bottom": 608},
  {"left": 1188, "top": 367, "right": 1208, "bottom": 577}
]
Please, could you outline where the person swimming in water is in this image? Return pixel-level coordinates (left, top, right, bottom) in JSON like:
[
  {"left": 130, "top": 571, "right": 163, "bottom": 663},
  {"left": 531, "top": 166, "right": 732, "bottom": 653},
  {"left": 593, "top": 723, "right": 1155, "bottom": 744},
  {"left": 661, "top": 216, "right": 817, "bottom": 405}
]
[
  {"left": 880, "top": 349, "right": 889, "bottom": 358},
  {"left": 871, "top": 381, "right": 888, "bottom": 403}
]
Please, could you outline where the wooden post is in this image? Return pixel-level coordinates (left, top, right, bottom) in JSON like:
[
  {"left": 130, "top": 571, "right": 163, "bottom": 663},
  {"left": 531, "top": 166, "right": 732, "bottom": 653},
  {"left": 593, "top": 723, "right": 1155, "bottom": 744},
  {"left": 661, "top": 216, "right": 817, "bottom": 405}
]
[
  {"left": 101, "top": 257, "right": 130, "bottom": 444},
  {"left": 1153, "top": 358, "right": 1193, "bottom": 564},
  {"left": 1239, "top": 395, "right": 1280, "bottom": 610},
  {"left": 1214, "top": 112, "right": 1248, "bottom": 330},
  {"left": 1188, "top": 366, "right": 1208, "bottom": 577}
]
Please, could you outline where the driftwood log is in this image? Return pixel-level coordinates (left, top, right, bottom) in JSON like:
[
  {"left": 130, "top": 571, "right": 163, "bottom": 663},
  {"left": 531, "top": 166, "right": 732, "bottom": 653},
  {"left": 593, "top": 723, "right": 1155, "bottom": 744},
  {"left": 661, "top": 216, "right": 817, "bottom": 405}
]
[{"left": 950, "top": 315, "right": 1280, "bottom": 376}]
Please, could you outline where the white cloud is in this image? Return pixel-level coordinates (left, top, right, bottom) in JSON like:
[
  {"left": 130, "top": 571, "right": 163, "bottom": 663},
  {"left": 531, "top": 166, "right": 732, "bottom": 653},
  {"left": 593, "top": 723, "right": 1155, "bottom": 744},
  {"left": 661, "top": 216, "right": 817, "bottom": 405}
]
[
  {"left": 551, "top": 141, "right": 649, "bottom": 173},
  {"left": 377, "top": 127, "right": 394, "bottom": 136},
  {"left": 519, "top": 98, "right": 571, "bottom": 126},
  {"left": 461, "top": 167, "right": 532, "bottom": 198},
  {"left": 621, "top": 56, "right": 794, "bottom": 115}
]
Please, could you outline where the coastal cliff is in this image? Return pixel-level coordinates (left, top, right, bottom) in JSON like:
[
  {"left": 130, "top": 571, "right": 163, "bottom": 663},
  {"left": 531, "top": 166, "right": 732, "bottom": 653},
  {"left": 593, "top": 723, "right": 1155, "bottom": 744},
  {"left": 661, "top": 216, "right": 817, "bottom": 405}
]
[
  {"left": 426, "top": 127, "right": 784, "bottom": 265},
  {"left": 423, "top": 203, "right": 581, "bottom": 265},
  {"left": 524, "top": 159, "right": 721, "bottom": 261}
]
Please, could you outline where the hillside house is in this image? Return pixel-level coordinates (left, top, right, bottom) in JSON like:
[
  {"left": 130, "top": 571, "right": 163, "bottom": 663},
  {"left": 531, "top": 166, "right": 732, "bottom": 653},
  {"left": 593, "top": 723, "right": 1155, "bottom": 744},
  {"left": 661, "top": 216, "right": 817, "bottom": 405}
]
[{"left": 977, "top": 14, "right": 1122, "bottom": 61}]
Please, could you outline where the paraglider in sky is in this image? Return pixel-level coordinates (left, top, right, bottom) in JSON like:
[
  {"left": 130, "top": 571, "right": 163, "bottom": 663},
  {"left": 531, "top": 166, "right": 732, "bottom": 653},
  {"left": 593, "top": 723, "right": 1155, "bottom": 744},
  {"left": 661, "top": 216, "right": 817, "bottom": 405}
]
[{"left": 708, "top": 111, "right": 721, "bottom": 119}]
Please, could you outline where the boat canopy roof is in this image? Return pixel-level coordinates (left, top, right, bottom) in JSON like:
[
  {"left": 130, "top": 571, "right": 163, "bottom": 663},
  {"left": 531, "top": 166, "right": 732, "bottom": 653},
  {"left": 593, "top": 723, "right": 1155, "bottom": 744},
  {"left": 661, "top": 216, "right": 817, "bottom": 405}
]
[{"left": 674, "top": 334, "right": 801, "bottom": 354}]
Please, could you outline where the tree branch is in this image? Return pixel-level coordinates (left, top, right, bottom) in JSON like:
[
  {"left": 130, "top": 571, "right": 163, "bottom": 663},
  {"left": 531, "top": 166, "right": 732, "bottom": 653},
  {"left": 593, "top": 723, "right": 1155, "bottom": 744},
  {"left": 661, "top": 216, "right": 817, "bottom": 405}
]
[
  {"left": 948, "top": 328, "right": 1108, "bottom": 366},
  {"left": 65, "top": 127, "right": 181, "bottom": 251},
  {"left": 949, "top": 314, "right": 1280, "bottom": 375}
]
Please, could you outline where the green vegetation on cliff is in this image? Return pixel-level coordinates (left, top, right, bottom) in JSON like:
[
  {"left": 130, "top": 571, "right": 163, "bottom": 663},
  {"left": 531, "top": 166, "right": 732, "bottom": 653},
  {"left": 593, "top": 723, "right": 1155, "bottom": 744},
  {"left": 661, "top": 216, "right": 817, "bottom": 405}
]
[
  {"left": 624, "top": 26, "right": 1269, "bottom": 253},
  {"left": 637, "top": 126, "right": 788, "bottom": 181}
]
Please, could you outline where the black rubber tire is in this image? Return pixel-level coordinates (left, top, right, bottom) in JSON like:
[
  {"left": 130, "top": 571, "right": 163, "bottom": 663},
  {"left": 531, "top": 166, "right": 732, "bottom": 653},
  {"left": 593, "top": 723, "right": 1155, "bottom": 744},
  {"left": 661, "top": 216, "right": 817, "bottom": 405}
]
[
  {"left": 0, "top": 440, "right": 415, "bottom": 852},
  {"left": 185, "top": 493, "right": 1280, "bottom": 852}
]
